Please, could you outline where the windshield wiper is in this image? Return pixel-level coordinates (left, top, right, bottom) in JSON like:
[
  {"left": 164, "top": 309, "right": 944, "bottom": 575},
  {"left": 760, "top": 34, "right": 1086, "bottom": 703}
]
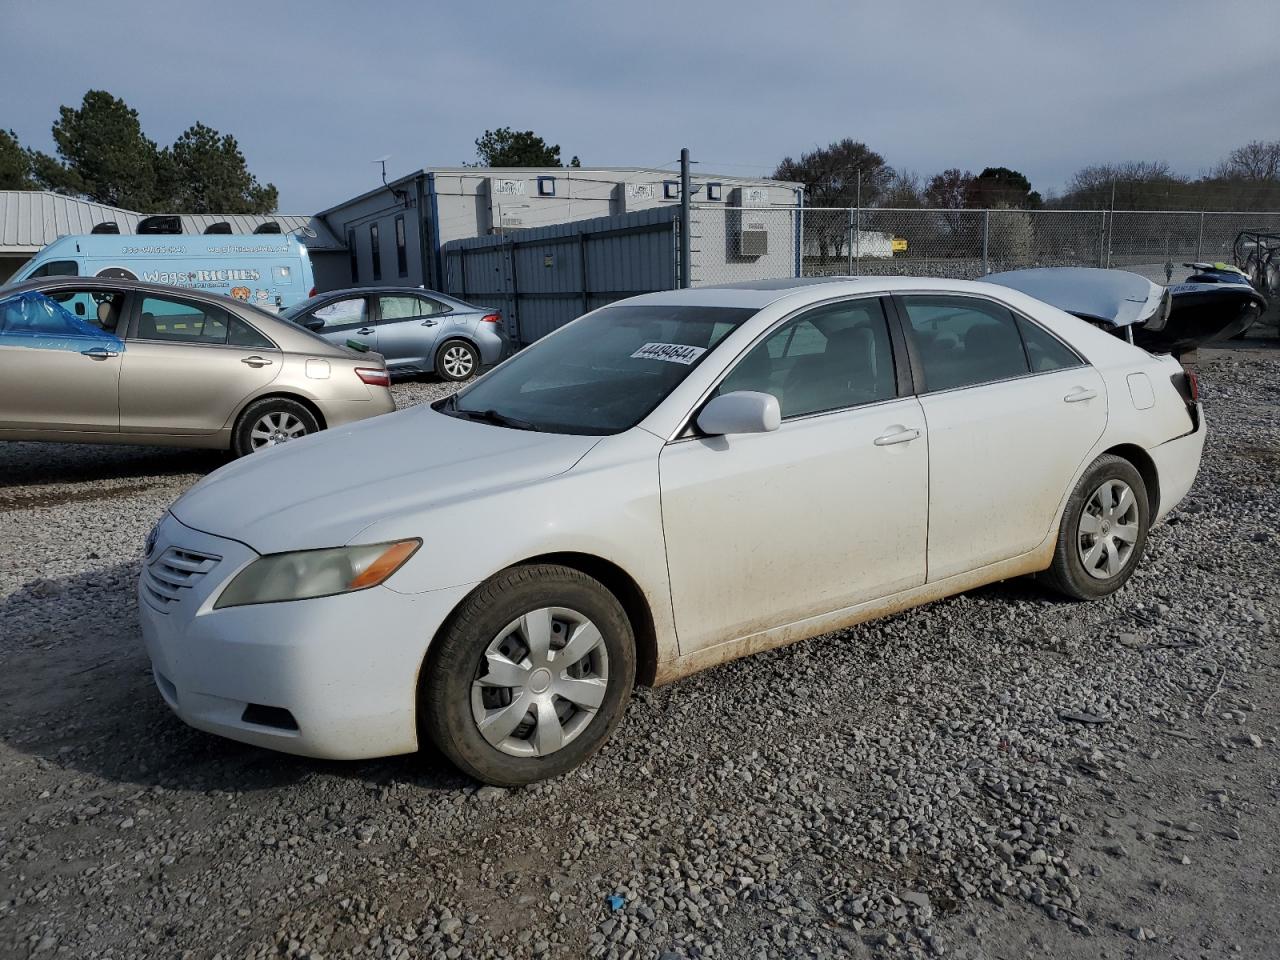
[{"left": 453, "top": 406, "right": 540, "bottom": 431}]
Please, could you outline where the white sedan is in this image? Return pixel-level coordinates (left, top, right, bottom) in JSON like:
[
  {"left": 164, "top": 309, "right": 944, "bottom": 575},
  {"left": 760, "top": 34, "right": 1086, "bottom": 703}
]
[{"left": 139, "top": 277, "right": 1205, "bottom": 785}]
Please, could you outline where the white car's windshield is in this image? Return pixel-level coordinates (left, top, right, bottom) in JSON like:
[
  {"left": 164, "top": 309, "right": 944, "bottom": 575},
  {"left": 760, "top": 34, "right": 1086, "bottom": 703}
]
[{"left": 443, "top": 304, "right": 756, "bottom": 434}]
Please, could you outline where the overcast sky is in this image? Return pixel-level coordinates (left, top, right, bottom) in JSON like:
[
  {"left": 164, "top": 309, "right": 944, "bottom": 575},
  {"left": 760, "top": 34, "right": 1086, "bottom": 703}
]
[{"left": 3, "top": 1, "right": 1277, "bottom": 212}]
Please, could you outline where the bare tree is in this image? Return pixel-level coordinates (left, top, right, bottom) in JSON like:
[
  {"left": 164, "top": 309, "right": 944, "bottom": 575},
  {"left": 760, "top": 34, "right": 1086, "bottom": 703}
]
[
  {"left": 924, "top": 169, "right": 973, "bottom": 208},
  {"left": 924, "top": 169, "right": 976, "bottom": 253},
  {"left": 881, "top": 169, "right": 924, "bottom": 208},
  {"left": 1059, "top": 161, "right": 1185, "bottom": 209},
  {"left": 1216, "top": 140, "right": 1280, "bottom": 181},
  {"left": 774, "top": 139, "right": 893, "bottom": 257}
]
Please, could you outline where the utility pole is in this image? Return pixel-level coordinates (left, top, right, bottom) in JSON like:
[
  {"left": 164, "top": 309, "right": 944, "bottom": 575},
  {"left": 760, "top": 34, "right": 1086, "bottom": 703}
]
[{"left": 680, "top": 147, "right": 692, "bottom": 288}]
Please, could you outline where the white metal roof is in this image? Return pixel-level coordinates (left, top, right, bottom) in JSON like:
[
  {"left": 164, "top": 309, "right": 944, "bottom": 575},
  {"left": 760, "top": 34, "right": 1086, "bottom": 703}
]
[{"left": 0, "top": 191, "right": 343, "bottom": 253}]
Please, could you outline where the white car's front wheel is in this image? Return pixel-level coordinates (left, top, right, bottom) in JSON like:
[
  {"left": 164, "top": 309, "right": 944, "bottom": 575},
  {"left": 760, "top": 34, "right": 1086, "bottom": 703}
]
[
  {"left": 422, "top": 564, "right": 636, "bottom": 786},
  {"left": 1043, "top": 454, "right": 1150, "bottom": 600}
]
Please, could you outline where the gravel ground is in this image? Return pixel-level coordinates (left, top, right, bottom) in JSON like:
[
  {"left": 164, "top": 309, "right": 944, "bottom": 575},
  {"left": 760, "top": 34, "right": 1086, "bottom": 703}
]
[{"left": 1, "top": 347, "right": 1278, "bottom": 960}]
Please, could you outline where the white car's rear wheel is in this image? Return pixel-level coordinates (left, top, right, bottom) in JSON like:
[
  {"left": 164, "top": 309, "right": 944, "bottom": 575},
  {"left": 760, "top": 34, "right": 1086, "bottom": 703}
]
[
  {"left": 423, "top": 564, "right": 635, "bottom": 786},
  {"left": 1043, "top": 454, "right": 1150, "bottom": 600}
]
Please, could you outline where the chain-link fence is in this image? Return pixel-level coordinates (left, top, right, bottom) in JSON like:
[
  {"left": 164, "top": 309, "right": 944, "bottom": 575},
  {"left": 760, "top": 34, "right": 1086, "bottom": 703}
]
[{"left": 689, "top": 206, "right": 1280, "bottom": 287}]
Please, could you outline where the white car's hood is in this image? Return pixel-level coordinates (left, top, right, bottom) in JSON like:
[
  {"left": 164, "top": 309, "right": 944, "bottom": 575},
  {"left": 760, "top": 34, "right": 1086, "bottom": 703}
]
[{"left": 171, "top": 405, "right": 602, "bottom": 554}]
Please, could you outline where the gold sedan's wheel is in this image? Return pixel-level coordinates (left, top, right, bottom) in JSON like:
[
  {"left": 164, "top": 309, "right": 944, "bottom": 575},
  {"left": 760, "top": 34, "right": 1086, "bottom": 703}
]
[{"left": 249, "top": 411, "right": 309, "bottom": 449}]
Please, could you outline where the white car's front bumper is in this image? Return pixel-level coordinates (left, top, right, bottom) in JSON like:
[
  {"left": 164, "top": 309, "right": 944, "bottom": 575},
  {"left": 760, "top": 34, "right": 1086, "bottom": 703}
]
[{"left": 138, "top": 514, "right": 474, "bottom": 760}]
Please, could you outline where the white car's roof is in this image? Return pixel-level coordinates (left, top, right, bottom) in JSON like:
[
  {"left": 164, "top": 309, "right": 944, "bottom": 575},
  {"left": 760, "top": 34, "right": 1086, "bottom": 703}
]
[{"left": 625, "top": 276, "right": 1028, "bottom": 310}]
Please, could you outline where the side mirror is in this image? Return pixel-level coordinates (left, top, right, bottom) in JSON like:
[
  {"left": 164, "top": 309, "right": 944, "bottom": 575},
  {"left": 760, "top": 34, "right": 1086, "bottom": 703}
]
[
  {"left": 696, "top": 391, "right": 781, "bottom": 436},
  {"left": 303, "top": 318, "right": 325, "bottom": 331}
]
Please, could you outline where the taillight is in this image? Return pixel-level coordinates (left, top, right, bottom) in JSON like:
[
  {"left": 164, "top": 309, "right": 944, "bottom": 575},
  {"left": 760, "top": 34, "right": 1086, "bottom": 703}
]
[
  {"left": 308, "top": 286, "right": 317, "bottom": 298},
  {"left": 355, "top": 367, "right": 389, "bottom": 387},
  {"left": 480, "top": 313, "right": 501, "bottom": 324},
  {"left": 1171, "top": 368, "right": 1199, "bottom": 406}
]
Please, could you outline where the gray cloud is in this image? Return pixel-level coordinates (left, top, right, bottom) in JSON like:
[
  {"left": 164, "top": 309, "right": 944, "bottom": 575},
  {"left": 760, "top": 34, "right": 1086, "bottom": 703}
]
[{"left": 2, "top": 0, "right": 1276, "bottom": 211}]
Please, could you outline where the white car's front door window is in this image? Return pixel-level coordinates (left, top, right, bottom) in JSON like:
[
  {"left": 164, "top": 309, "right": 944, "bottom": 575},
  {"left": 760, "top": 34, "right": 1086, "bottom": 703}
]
[{"left": 659, "top": 298, "right": 929, "bottom": 653}]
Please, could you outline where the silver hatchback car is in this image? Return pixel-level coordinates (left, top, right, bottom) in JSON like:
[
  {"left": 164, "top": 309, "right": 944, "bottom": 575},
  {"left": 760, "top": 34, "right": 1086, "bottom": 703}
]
[{"left": 282, "top": 287, "right": 511, "bottom": 381}]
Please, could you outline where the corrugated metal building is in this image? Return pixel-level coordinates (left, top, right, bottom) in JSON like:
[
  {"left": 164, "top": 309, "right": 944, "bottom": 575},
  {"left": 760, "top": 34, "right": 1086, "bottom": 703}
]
[
  {"left": 315, "top": 166, "right": 801, "bottom": 292},
  {"left": 0, "top": 190, "right": 345, "bottom": 282}
]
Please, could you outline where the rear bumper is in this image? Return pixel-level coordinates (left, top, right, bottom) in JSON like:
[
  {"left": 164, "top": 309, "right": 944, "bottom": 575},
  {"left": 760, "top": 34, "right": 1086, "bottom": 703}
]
[
  {"left": 475, "top": 324, "right": 511, "bottom": 366},
  {"left": 138, "top": 514, "right": 474, "bottom": 760},
  {"left": 1150, "top": 402, "right": 1206, "bottom": 523},
  {"left": 318, "top": 390, "right": 396, "bottom": 429}
]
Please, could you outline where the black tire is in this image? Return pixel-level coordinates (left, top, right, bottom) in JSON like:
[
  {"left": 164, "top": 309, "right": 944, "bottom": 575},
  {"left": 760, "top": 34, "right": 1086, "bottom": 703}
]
[
  {"left": 1042, "top": 454, "right": 1150, "bottom": 600},
  {"left": 435, "top": 339, "right": 480, "bottom": 382},
  {"left": 422, "top": 564, "right": 636, "bottom": 787},
  {"left": 230, "top": 397, "right": 320, "bottom": 458}
]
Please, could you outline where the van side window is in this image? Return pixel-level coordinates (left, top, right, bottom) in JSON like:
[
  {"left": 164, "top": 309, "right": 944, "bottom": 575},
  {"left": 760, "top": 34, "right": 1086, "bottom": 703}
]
[
  {"left": 29, "top": 260, "right": 79, "bottom": 278},
  {"left": 134, "top": 295, "right": 235, "bottom": 345}
]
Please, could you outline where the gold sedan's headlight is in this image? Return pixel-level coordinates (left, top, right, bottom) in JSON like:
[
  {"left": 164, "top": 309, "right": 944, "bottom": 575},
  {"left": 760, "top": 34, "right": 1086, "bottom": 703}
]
[{"left": 214, "top": 539, "right": 420, "bottom": 609}]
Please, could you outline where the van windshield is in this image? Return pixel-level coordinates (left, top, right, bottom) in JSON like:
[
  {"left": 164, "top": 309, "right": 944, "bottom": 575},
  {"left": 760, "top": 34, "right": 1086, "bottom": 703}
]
[
  {"left": 25, "top": 260, "right": 79, "bottom": 280},
  {"left": 441, "top": 304, "right": 755, "bottom": 435}
]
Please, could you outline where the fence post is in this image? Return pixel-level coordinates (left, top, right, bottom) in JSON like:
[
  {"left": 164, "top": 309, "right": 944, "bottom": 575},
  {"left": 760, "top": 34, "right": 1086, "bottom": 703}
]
[
  {"left": 1196, "top": 212, "right": 1205, "bottom": 262},
  {"left": 1098, "top": 210, "right": 1106, "bottom": 267},
  {"left": 795, "top": 189, "right": 805, "bottom": 278},
  {"left": 506, "top": 236, "right": 522, "bottom": 344},
  {"left": 981, "top": 210, "right": 990, "bottom": 275},
  {"left": 847, "top": 208, "right": 854, "bottom": 275}
]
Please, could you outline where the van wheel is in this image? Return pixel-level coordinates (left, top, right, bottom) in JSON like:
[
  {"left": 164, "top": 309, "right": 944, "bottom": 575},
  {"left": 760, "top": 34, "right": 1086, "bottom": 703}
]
[
  {"left": 232, "top": 398, "right": 319, "bottom": 457},
  {"left": 422, "top": 564, "right": 636, "bottom": 786},
  {"left": 1042, "top": 454, "right": 1149, "bottom": 600},
  {"left": 436, "top": 339, "right": 480, "bottom": 381}
]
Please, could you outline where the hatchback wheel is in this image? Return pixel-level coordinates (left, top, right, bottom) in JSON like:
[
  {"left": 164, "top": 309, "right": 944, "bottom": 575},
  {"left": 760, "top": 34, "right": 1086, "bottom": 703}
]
[
  {"left": 1042, "top": 454, "right": 1150, "bottom": 600},
  {"left": 436, "top": 339, "right": 480, "bottom": 382},
  {"left": 423, "top": 564, "right": 635, "bottom": 786},
  {"left": 232, "top": 398, "right": 319, "bottom": 457}
]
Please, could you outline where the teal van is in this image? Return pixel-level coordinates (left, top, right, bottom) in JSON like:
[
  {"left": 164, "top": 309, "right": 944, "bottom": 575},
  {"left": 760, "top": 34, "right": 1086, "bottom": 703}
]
[{"left": 6, "top": 233, "right": 317, "bottom": 311}]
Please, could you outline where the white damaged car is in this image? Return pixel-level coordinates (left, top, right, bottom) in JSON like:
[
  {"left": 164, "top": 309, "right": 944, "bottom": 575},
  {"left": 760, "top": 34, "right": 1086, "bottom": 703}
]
[{"left": 139, "top": 277, "right": 1205, "bottom": 785}]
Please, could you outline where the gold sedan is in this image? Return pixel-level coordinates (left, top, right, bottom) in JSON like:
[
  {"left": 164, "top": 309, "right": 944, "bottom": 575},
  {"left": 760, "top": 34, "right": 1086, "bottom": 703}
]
[{"left": 0, "top": 277, "right": 395, "bottom": 457}]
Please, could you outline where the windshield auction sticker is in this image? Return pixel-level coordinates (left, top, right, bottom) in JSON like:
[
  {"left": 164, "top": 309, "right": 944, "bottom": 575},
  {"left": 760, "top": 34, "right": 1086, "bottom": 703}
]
[{"left": 631, "top": 342, "right": 707, "bottom": 365}]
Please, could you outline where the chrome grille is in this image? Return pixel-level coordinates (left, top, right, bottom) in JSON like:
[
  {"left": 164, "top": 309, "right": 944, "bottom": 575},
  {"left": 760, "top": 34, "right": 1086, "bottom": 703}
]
[{"left": 142, "top": 547, "right": 221, "bottom": 612}]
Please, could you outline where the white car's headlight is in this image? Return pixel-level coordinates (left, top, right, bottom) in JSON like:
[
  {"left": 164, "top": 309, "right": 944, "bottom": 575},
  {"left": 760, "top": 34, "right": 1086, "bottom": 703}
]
[{"left": 214, "top": 539, "right": 420, "bottom": 609}]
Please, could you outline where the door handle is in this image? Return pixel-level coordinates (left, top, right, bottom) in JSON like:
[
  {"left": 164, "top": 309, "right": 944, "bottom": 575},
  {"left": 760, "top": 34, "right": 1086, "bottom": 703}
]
[
  {"left": 357, "top": 327, "right": 375, "bottom": 335},
  {"left": 873, "top": 426, "right": 920, "bottom": 446},
  {"left": 421, "top": 319, "right": 438, "bottom": 327},
  {"left": 241, "top": 356, "right": 274, "bottom": 367},
  {"left": 1064, "top": 387, "right": 1097, "bottom": 403},
  {"left": 81, "top": 347, "right": 118, "bottom": 360}
]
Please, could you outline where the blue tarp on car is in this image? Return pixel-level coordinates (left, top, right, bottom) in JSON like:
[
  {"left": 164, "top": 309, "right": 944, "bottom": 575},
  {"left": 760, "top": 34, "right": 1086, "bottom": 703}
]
[{"left": 0, "top": 290, "right": 125, "bottom": 353}]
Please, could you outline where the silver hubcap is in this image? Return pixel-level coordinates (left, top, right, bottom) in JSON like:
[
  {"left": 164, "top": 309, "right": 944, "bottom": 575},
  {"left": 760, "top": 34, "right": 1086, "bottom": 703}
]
[
  {"left": 1077, "top": 479, "right": 1139, "bottom": 580},
  {"left": 470, "top": 607, "right": 609, "bottom": 758},
  {"left": 250, "top": 411, "right": 307, "bottom": 449},
  {"left": 443, "top": 345, "right": 474, "bottom": 379}
]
